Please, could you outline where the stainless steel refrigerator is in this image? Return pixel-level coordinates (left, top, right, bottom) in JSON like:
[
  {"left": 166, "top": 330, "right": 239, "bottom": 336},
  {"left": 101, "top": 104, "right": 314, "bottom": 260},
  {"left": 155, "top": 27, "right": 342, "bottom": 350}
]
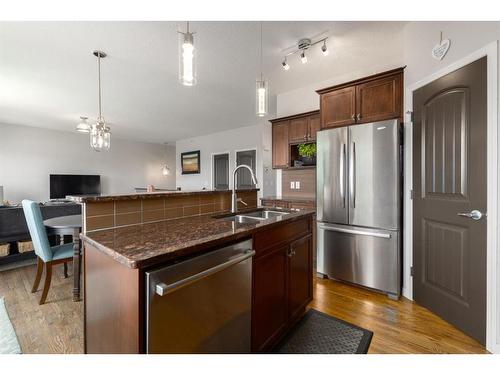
[{"left": 316, "top": 119, "right": 402, "bottom": 298}]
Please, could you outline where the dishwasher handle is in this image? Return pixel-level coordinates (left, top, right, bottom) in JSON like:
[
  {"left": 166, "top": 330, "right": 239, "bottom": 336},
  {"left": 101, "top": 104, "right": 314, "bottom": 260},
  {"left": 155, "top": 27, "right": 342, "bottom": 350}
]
[{"left": 155, "top": 249, "right": 255, "bottom": 296}]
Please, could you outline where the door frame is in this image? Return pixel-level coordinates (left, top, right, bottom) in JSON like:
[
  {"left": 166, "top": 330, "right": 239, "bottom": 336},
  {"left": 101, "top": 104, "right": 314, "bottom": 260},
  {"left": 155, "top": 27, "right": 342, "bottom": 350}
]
[
  {"left": 404, "top": 41, "right": 499, "bottom": 353},
  {"left": 234, "top": 147, "right": 258, "bottom": 189},
  {"left": 211, "top": 151, "right": 230, "bottom": 190}
]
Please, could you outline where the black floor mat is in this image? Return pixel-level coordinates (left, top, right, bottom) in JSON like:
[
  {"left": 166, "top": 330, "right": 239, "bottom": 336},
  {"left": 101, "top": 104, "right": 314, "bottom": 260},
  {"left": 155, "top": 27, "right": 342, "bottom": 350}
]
[{"left": 273, "top": 309, "right": 373, "bottom": 354}]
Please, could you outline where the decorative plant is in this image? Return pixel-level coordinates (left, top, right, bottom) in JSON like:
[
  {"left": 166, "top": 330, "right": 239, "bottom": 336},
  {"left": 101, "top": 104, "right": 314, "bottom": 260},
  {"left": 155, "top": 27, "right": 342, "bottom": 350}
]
[{"left": 297, "top": 143, "right": 317, "bottom": 158}]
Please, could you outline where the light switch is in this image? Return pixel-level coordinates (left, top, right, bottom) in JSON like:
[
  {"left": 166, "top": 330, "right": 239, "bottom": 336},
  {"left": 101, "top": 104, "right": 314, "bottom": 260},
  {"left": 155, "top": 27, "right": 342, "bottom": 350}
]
[
  {"left": 290, "top": 181, "right": 295, "bottom": 189},
  {"left": 296, "top": 181, "right": 301, "bottom": 189}
]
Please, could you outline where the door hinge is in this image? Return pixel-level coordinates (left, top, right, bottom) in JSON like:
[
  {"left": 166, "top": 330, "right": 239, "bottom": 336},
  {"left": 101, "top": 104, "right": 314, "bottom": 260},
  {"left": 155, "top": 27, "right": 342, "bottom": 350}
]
[
  {"left": 410, "top": 190, "right": 416, "bottom": 199},
  {"left": 406, "top": 110, "right": 414, "bottom": 122},
  {"left": 410, "top": 266, "right": 415, "bottom": 277}
]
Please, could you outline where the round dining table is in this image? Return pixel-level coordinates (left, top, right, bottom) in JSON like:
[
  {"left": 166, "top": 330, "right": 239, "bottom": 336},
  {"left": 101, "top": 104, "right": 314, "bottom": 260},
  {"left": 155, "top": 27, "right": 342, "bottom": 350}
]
[{"left": 43, "top": 214, "right": 82, "bottom": 302}]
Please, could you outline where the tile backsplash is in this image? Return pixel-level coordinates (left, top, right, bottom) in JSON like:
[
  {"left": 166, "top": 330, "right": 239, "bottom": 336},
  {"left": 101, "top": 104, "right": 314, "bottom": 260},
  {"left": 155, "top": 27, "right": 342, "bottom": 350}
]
[{"left": 282, "top": 169, "right": 316, "bottom": 198}]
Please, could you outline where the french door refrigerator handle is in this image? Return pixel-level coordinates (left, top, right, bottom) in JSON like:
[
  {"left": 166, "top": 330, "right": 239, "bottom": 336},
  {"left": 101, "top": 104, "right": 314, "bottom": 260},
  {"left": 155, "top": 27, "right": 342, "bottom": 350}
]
[
  {"left": 349, "top": 141, "right": 356, "bottom": 208},
  {"left": 155, "top": 249, "right": 256, "bottom": 296},
  {"left": 340, "top": 143, "right": 345, "bottom": 207},
  {"left": 318, "top": 224, "right": 391, "bottom": 239}
]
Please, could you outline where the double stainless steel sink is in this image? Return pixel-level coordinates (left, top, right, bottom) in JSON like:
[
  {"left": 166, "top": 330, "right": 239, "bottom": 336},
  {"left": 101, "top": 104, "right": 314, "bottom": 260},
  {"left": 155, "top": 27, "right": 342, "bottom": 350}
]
[{"left": 220, "top": 209, "right": 290, "bottom": 224}]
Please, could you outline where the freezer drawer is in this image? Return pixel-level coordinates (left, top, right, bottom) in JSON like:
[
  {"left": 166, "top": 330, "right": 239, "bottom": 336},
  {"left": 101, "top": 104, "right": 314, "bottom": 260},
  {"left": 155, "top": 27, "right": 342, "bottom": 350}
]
[
  {"left": 146, "top": 239, "right": 254, "bottom": 353},
  {"left": 317, "top": 223, "right": 401, "bottom": 296}
]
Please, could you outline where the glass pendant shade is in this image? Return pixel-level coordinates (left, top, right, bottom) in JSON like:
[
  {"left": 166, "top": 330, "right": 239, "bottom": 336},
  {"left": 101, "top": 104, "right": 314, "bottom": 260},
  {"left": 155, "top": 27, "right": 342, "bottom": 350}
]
[
  {"left": 179, "top": 28, "right": 196, "bottom": 86},
  {"left": 90, "top": 118, "right": 110, "bottom": 152},
  {"left": 255, "top": 80, "right": 268, "bottom": 117}
]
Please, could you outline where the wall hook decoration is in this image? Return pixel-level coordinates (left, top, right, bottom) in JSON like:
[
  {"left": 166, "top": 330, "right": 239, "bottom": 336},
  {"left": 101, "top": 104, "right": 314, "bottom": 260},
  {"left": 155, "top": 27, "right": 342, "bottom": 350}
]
[{"left": 431, "top": 31, "right": 451, "bottom": 61}]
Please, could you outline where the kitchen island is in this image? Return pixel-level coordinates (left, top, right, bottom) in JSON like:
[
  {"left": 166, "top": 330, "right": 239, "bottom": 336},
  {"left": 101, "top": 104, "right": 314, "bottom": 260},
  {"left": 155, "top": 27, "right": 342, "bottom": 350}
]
[{"left": 70, "top": 190, "right": 314, "bottom": 354}]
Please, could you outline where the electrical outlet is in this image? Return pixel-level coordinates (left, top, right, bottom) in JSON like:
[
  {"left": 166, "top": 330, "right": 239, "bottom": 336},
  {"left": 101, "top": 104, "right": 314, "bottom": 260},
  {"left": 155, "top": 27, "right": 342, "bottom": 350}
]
[
  {"left": 296, "top": 181, "right": 301, "bottom": 189},
  {"left": 290, "top": 181, "right": 295, "bottom": 189}
]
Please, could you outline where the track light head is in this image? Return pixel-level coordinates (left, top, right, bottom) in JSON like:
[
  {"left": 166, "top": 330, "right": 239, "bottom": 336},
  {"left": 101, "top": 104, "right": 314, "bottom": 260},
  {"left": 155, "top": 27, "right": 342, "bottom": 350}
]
[
  {"left": 321, "top": 41, "right": 329, "bottom": 56},
  {"left": 282, "top": 58, "right": 290, "bottom": 70},
  {"left": 300, "top": 50, "right": 307, "bottom": 64}
]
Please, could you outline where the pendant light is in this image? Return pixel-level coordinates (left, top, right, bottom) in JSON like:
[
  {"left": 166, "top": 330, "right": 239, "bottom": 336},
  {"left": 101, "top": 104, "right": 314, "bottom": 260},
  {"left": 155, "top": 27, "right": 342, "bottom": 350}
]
[
  {"left": 179, "top": 21, "right": 196, "bottom": 86},
  {"left": 90, "top": 50, "right": 111, "bottom": 152},
  {"left": 76, "top": 116, "right": 90, "bottom": 133},
  {"left": 161, "top": 143, "right": 171, "bottom": 176},
  {"left": 256, "top": 22, "right": 268, "bottom": 117}
]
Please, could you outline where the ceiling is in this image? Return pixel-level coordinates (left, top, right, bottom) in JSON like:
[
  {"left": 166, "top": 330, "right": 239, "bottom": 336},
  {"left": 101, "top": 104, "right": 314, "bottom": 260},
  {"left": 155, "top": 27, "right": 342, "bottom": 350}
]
[{"left": 0, "top": 21, "right": 406, "bottom": 143}]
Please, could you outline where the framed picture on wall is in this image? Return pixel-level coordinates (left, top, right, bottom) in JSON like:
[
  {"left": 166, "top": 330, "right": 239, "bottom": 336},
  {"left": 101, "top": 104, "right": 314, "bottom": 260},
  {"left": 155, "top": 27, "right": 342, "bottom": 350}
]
[{"left": 181, "top": 150, "right": 201, "bottom": 174}]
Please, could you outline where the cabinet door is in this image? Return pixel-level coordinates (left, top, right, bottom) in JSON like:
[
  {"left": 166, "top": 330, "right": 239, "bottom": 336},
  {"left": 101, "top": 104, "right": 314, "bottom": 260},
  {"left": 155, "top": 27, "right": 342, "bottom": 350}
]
[
  {"left": 320, "top": 86, "right": 356, "bottom": 129},
  {"left": 272, "top": 121, "right": 289, "bottom": 168},
  {"left": 307, "top": 114, "right": 321, "bottom": 141},
  {"left": 252, "top": 245, "right": 289, "bottom": 352},
  {"left": 288, "top": 235, "right": 313, "bottom": 322},
  {"left": 288, "top": 117, "right": 309, "bottom": 143},
  {"left": 355, "top": 73, "right": 402, "bottom": 124}
]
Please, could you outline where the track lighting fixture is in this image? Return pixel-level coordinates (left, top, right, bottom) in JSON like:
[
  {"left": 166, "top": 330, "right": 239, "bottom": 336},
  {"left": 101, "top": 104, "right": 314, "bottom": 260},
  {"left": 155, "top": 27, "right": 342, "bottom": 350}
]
[{"left": 280, "top": 36, "right": 329, "bottom": 70}]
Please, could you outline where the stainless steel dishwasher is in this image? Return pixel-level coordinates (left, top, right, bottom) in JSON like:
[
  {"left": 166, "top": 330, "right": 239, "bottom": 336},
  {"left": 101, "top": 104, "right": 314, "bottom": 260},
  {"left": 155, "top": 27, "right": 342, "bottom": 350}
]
[{"left": 145, "top": 239, "right": 255, "bottom": 353}]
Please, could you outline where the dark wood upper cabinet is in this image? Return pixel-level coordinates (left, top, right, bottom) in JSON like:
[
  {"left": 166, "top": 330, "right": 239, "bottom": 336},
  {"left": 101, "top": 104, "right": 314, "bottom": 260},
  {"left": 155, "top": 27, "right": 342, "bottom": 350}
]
[
  {"left": 270, "top": 110, "right": 319, "bottom": 169},
  {"left": 317, "top": 67, "right": 404, "bottom": 129},
  {"left": 272, "top": 121, "right": 289, "bottom": 169},
  {"left": 288, "top": 117, "right": 309, "bottom": 143},
  {"left": 356, "top": 73, "right": 402, "bottom": 123},
  {"left": 307, "top": 114, "right": 321, "bottom": 141},
  {"left": 320, "top": 86, "right": 356, "bottom": 129}
]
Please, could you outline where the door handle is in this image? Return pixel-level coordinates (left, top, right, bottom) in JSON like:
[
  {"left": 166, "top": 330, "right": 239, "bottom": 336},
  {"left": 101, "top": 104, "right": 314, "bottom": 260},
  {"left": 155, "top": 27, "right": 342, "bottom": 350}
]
[
  {"left": 457, "top": 210, "right": 484, "bottom": 221},
  {"left": 155, "top": 250, "right": 255, "bottom": 296},
  {"left": 340, "top": 143, "right": 345, "bottom": 208},
  {"left": 356, "top": 113, "right": 361, "bottom": 121},
  {"left": 349, "top": 142, "right": 356, "bottom": 208},
  {"left": 319, "top": 224, "right": 391, "bottom": 239}
]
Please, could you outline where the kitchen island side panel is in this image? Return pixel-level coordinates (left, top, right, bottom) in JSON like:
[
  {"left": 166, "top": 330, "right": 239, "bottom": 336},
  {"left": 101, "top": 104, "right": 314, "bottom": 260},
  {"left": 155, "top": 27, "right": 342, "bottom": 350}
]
[{"left": 84, "top": 242, "right": 142, "bottom": 354}]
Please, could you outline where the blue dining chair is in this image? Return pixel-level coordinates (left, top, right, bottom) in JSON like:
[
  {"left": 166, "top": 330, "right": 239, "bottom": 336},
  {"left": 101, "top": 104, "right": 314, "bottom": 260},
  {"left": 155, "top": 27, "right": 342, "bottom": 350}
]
[{"left": 22, "top": 200, "right": 73, "bottom": 304}]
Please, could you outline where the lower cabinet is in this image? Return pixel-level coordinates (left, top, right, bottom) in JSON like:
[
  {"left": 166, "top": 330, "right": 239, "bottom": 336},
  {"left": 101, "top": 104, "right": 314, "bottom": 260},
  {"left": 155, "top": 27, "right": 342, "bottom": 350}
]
[
  {"left": 288, "top": 235, "right": 313, "bottom": 322},
  {"left": 252, "top": 245, "right": 289, "bottom": 351},
  {"left": 251, "top": 217, "right": 313, "bottom": 352}
]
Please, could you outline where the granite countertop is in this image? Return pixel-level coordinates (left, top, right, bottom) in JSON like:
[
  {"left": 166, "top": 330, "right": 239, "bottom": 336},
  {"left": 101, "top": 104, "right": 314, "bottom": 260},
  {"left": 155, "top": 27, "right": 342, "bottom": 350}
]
[
  {"left": 67, "top": 188, "right": 259, "bottom": 203},
  {"left": 261, "top": 196, "right": 316, "bottom": 204},
  {"left": 81, "top": 207, "right": 314, "bottom": 269}
]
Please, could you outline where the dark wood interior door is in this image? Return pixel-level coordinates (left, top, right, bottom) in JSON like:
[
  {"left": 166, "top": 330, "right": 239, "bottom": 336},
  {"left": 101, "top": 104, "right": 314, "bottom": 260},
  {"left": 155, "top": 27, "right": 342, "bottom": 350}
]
[
  {"left": 320, "top": 86, "right": 356, "bottom": 129},
  {"left": 413, "top": 57, "right": 487, "bottom": 344},
  {"left": 272, "top": 121, "right": 289, "bottom": 168},
  {"left": 289, "top": 117, "right": 308, "bottom": 143},
  {"left": 356, "top": 73, "right": 402, "bottom": 124}
]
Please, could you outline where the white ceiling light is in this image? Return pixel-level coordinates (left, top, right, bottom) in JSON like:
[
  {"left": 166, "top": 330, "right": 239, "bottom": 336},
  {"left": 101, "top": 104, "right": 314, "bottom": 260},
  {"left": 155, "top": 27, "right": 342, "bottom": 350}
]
[
  {"left": 256, "top": 22, "right": 268, "bottom": 117},
  {"left": 178, "top": 21, "right": 196, "bottom": 86},
  {"left": 75, "top": 116, "right": 90, "bottom": 133},
  {"left": 89, "top": 50, "right": 111, "bottom": 152}
]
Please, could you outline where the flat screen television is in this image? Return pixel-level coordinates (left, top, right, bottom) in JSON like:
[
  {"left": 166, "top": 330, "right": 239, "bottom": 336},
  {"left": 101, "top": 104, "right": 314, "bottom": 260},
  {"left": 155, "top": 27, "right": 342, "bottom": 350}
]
[{"left": 49, "top": 174, "right": 101, "bottom": 199}]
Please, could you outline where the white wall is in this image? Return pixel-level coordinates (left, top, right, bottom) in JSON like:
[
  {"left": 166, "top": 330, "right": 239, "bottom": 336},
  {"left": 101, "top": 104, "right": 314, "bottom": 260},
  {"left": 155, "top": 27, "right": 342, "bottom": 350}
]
[
  {"left": 403, "top": 21, "right": 500, "bottom": 354},
  {"left": 175, "top": 123, "right": 276, "bottom": 199},
  {"left": 0, "top": 122, "right": 176, "bottom": 203}
]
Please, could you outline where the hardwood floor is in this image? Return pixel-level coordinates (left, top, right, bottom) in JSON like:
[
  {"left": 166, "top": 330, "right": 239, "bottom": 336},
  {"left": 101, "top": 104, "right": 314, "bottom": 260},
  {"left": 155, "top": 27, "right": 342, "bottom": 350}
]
[
  {"left": 310, "top": 278, "right": 488, "bottom": 354},
  {"left": 0, "top": 264, "right": 488, "bottom": 354},
  {"left": 0, "top": 263, "right": 83, "bottom": 353}
]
